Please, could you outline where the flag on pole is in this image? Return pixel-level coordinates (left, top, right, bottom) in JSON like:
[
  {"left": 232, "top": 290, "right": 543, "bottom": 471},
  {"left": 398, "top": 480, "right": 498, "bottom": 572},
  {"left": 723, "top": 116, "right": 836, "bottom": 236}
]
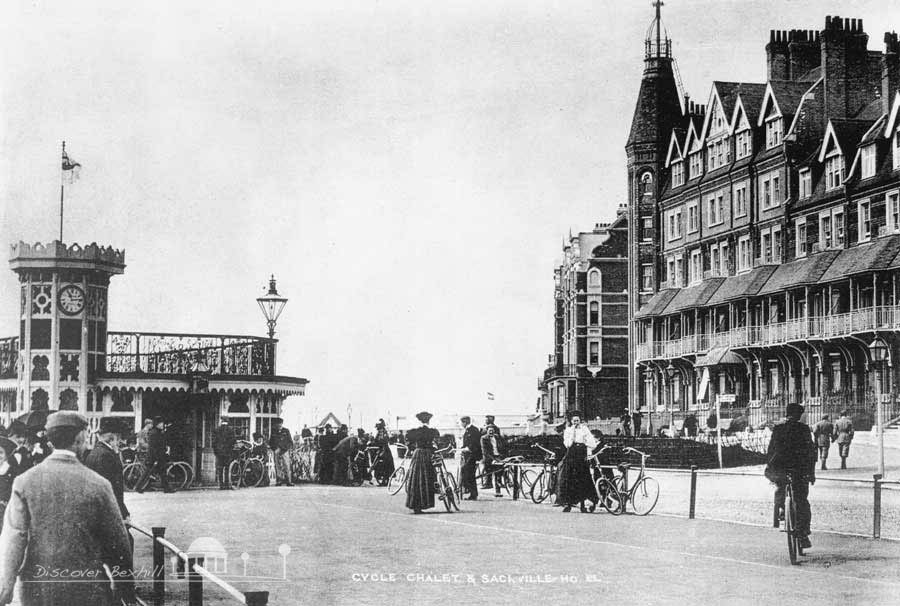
[
  {"left": 62, "top": 147, "right": 81, "bottom": 184},
  {"left": 487, "top": 392, "right": 495, "bottom": 400}
]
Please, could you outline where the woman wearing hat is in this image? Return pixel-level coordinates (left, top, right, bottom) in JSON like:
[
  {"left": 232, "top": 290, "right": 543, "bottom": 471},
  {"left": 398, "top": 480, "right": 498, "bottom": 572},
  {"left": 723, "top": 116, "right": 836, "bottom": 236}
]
[
  {"left": 371, "top": 419, "right": 395, "bottom": 486},
  {"left": 0, "top": 436, "right": 17, "bottom": 527},
  {"left": 557, "top": 411, "right": 597, "bottom": 513},
  {"left": 404, "top": 411, "right": 440, "bottom": 514}
]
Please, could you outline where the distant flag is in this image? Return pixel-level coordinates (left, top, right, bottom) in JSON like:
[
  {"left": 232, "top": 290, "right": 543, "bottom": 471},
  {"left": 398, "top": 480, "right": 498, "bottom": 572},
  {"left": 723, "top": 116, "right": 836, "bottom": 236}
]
[
  {"left": 61, "top": 144, "right": 81, "bottom": 184},
  {"left": 487, "top": 392, "right": 495, "bottom": 400}
]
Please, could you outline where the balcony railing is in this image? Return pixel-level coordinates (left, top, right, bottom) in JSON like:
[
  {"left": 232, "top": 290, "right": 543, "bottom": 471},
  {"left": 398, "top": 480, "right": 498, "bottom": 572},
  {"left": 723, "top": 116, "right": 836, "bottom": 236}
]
[
  {"left": 636, "top": 304, "right": 900, "bottom": 362},
  {"left": 105, "top": 332, "right": 276, "bottom": 377},
  {"left": 0, "top": 337, "right": 17, "bottom": 380}
]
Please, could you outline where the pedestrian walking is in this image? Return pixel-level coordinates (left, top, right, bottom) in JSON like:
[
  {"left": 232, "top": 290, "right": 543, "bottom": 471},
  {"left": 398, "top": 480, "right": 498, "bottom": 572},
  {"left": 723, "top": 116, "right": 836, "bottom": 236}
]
[
  {"left": 557, "top": 412, "right": 598, "bottom": 513},
  {"left": 269, "top": 418, "right": 295, "bottom": 486},
  {"left": 0, "top": 411, "right": 133, "bottom": 606},
  {"left": 213, "top": 419, "right": 236, "bottom": 490},
  {"left": 405, "top": 411, "right": 440, "bottom": 514},
  {"left": 459, "top": 416, "right": 481, "bottom": 500},
  {"left": 632, "top": 408, "right": 644, "bottom": 437},
  {"left": 812, "top": 415, "right": 834, "bottom": 470},
  {"left": 84, "top": 417, "right": 130, "bottom": 521},
  {"left": 136, "top": 416, "right": 173, "bottom": 493},
  {"left": 833, "top": 409, "right": 854, "bottom": 470}
]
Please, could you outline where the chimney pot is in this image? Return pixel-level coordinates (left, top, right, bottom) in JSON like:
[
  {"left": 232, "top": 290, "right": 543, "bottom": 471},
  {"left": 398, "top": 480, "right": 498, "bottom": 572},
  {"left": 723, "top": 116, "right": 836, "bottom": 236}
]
[
  {"left": 770, "top": 30, "right": 775, "bottom": 43},
  {"left": 825, "top": 16, "right": 832, "bottom": 29}
]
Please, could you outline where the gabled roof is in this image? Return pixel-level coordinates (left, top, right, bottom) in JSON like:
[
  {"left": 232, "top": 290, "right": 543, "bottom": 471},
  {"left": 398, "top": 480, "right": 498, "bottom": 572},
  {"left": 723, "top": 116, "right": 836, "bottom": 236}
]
[
  {"left": 847, "top": 115, "right": 887, "bottom": 177},
  {"left": 884, "top": 90, "right": 900, "bottom": 136},
  {"left": 665, "top": 129, "right": 686, "bottom": 167},
  {"left": 817, "top": 119, "right": 875, "bottom": 163},
  {"left": 730, "top": 84, "right": 768, "bottom": 132},
  {"left": 786, "top": 78, "right": 823, "bottom": 138},
  {"left": 758, "top": 80, "right": 815, "bottom": 126},
  {"left": 699, "top": 82, "right": 740, "bottom": 142},
  {"left": 684, "top": 116, "right": 704, "bottom": 153}
]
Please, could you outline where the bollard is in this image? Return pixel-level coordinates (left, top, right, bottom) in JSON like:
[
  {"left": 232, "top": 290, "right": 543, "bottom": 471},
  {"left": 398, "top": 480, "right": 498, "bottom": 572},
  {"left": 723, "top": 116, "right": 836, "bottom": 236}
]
[
  {"left": 873, "top": 474, "right": 882, "bottom": 539},
  {"left": 151, "top": 527, "right": 166, "bottom": 601},
  {"left": 245, "top": 591, "right": 270, "bottom": 606},
  {"left": 512, "top": 467, "right": 520, "bottom": 501},
  {"left": 689, "top": 466, "right": 698, "bottom": 519},
  {"left": 188, "top": 557, "right": 204, "bottom": 606}
]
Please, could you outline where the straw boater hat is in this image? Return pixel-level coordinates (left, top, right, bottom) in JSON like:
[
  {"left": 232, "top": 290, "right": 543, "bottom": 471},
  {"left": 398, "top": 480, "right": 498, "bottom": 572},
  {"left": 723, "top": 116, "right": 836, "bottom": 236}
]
[{"left": 416, "top": 411, "right": 433, "bottom": 424}]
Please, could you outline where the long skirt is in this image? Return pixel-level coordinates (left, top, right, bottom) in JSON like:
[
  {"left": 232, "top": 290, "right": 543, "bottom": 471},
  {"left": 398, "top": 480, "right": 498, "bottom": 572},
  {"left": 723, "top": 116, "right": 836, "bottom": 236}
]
[
  {"left": 557, "top": 443, "right": 595, "bottom": 506},
  {"left": 405, "top": 447, "right": 437, "bottom": 511},
  {"left": 373, "top": 444, "right": 395, "bottom": 484}
]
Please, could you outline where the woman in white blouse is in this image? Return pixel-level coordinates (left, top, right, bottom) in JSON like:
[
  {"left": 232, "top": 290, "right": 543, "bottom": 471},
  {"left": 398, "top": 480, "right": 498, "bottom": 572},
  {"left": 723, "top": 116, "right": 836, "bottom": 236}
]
[{"left": 557, "top": 412, "right": 598, "bottom": 513}]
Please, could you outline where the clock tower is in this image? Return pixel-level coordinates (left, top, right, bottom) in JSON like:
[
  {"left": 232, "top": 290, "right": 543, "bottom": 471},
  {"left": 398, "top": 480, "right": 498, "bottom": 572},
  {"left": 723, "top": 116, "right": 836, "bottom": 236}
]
[{"left": 9, "top": 241, "right": 125, "bottom": 414}]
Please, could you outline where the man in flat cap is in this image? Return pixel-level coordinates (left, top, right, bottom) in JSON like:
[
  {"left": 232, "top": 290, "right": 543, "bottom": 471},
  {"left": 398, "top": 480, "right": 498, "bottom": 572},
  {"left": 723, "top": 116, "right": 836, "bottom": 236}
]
[
  {"left": 136, "top": 417, "right": 173, "bottom": 493},
  {"left": 0, "top": 411, "right": 133, "bottom": 605},
  {"left": 213, "top": 419, "right": 237, "bottom": 490},
  {"left": 85, "top": 417, "right": 130, "bottom": 522}
]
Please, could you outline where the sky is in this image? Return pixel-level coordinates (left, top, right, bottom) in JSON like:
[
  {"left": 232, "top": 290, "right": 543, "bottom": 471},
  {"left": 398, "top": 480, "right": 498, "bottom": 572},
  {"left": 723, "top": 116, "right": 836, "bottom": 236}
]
[{"left": 1, "top": 0, "right": 896, "bottom": 430}]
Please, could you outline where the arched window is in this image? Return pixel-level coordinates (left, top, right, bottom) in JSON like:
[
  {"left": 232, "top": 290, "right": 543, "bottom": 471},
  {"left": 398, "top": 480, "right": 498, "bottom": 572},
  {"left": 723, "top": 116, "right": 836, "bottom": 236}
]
[
  {"left": 588, "top": 270, "right": 601, "bottom": 288},
  {"left": 59, "top": 389, "right": 79, "bottom": 410},
  {"left": 640, "top": 171, "right": 653, "bottom": 196},
  {"left": 589, "top": 302, "right": 599, "bottom": 325},
  {"left": 111, "top": 391, "right": 134, "bottom": 412},
  {"left": 31, "top": 389, "right": 49, "bottom": 411}
]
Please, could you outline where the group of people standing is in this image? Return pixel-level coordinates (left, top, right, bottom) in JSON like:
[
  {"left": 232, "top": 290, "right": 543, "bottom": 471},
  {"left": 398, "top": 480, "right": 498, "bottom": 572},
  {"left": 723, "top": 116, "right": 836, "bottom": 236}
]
[{"left": 312, "top": 420, "right": 395, "bottom": 486}]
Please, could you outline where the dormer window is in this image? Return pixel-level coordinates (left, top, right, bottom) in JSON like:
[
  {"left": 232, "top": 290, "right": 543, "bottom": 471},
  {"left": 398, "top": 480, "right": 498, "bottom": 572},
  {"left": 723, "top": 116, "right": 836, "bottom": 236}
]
[
  {"left": 671, "top": 161, "right": 685, "bottom": 187},
  {"left": 707, "top": 137, "right": 730, "bottom": 171},
  {"left": 766, "top": 118, "right": 783, "bottom": 149},
  {"left": 689, "top": 153, "right": 702, "bottom": 179},
  {"left": 799, "top": 169, "right": 812, "bottom": 199},
  {"left": 825, "top": 155, "right": 844, "bottom": 190},
  {"left": 860, "top": 145, "right": 877, "bottom": 179},
  {"left": 893, "top": 128, "right": 900, "bottom": 170}
]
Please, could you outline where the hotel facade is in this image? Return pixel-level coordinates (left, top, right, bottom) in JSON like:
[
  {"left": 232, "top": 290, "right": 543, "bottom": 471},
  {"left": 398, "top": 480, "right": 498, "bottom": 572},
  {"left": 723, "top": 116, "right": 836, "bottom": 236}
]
[{"left": 627, "top": 10, "right": 900, "bottom": 430}]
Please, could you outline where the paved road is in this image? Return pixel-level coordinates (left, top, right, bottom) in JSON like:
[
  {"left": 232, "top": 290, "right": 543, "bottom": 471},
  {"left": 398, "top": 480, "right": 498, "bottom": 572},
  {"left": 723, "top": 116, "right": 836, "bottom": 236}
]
[{"left": 127, "top": 484, "right": 900, "bottom": 606}]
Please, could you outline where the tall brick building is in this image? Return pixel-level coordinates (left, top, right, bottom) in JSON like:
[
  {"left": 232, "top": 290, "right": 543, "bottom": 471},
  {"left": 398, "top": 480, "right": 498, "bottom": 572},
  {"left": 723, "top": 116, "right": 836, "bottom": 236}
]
[
  {"left": 627, "top": 8, "right": 900, "bottom": 430},
  {"left": 538, "top": 210, "right": 628, "bottom": 421}
]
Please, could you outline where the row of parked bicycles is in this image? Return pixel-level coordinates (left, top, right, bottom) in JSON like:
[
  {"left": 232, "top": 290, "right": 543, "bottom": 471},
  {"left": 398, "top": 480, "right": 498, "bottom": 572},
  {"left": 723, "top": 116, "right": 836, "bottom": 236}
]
[{"left": 385, "top": 443, "right": 661, "bottom": 515}]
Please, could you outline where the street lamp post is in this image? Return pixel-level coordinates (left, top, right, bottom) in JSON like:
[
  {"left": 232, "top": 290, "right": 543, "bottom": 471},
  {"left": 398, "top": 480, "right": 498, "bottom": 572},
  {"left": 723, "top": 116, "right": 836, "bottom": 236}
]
[
  {"left": 868, "top": 337, "right": 890, "bottom": 479},
  {"left": 257, "top": 275, "right": 288, "bottom": 339}
]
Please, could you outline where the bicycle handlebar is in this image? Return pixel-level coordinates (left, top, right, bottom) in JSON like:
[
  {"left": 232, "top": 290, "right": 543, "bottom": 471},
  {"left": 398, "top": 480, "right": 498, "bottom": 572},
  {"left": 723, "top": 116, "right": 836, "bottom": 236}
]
[{"left": 623, "top": 446, "right": 650, "bottom": 459}]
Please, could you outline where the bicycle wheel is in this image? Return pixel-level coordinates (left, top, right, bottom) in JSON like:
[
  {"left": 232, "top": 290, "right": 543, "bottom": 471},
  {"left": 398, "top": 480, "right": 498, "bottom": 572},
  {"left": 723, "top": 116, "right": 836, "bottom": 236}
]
[
  {"left": 123, "top": 462, "right": 144, "bottom": 492},
  {"left": 445, "top": 471, "right": 461, "bottom": 511},
  {"left": 519, "top": 468, "right": 537, "bottom": 494},
  {"left": 175, "top": 462, "right": 194, "bottom": 490},
  {"left": 244, "top": 458, "right": 265, "bottom": 487},
  {"left": 165, "top": 463, "right": 186, "bottom": 491},
  {"left": 530, "top": 471, "right": 549, "bottom": 504},
  {"left": 629, "top": 477, "right": 660, "bottom": 515},
  {"left": 786, "top": 492, "right": 798, "bottom": 565},
  {"left": 595, "top": 477, "right": 624, "bottom": 515},
  {"left": 228, "top": 460, "right": 243, "bottom": 489},
  {"left": 387, "top": 467, "right": 406, "bottom": 495}
]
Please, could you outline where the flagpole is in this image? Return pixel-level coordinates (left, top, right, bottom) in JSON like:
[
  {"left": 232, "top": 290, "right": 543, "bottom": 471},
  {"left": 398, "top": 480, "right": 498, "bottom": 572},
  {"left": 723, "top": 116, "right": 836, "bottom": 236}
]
[{"left": 59, "top": 141, "right": 65, "bottom": 242}]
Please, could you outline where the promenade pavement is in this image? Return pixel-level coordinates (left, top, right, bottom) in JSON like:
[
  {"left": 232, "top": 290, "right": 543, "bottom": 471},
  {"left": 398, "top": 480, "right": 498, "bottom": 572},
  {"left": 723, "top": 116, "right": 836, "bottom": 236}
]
[{"left": 127, "top": 481, "right": 900, "bottom": 606}]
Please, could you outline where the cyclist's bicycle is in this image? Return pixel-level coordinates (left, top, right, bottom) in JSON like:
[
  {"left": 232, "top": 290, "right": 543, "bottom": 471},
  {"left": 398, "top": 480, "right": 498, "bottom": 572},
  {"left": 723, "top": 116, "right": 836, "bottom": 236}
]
[
  {"left": 530, "top": 444, "right": 559, "bottom": 504},
  {"left": 124, "top": 458, "right": 194, "bottom": 492},
  {"left": 432, "top": 446, "right": 460, "bottom": 512},
  {"left": 595, "top": 446, "right": 659, "bottom": 515},
  {"left": 773, "top": 472, "right": 806, "bottom": 565},
  {"left": 588, "top": 445, "right": 624, "bottom": 514},
  {"left": 387, "top": 444, "right": 411, "bottom": 495},
  {"left": 228, "top": 440, "right": 266, "bottom": 489},
  {"left": 351, "top": 445, "right": 393, "bottom": 486}
]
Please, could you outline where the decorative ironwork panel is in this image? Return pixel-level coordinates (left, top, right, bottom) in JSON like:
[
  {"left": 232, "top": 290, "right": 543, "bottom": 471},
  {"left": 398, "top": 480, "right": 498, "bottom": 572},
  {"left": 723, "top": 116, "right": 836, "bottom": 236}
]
[
  {"left": 31, "top": 285, "right": 52, "bottom": 315},
  {"left": 60, "top": 353, "right": 80, "bottom": 382},
  {"left": 31, "top": 355, "right": 50, "bottom": 381}
]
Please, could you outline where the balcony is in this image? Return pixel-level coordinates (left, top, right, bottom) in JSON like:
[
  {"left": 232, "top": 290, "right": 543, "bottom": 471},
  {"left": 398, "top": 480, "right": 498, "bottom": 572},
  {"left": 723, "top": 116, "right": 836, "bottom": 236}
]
[
  {"left": 636, "top": 304, "right": 900, "bottom": 362},
  {"left": 0, "top": 337, "right": 17, "bottom": 380},
  {"left": 105, "top": 332, "right": 276, "bottom": 378}
]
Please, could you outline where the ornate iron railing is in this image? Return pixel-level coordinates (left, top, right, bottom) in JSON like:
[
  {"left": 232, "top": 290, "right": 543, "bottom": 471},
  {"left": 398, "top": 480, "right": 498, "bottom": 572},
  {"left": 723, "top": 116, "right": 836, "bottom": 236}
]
[
  {"left": 105, "top": 332, "right": 276, "bottom": 377},
  {"left": 0, "top": 337, "right": 17, "bottom": 380},
  {"left": 636, "top": 304, "right": 900, "bottom": 362}
]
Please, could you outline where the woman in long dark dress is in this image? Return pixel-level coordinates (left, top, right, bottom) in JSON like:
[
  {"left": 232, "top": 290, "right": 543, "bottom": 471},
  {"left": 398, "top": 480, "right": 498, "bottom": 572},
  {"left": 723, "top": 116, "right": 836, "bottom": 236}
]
[
  {"left": 0, "top": 437, "right": 16, "bottom": 528},
  {"left": 556, "top": 412, "right": 597, "bottom": 513},
  {"left": 405, "top": 411, "right": 440, "bottom": 514},
  {"left": 372, "top": 419, "right": 395, "bottom": 485}
]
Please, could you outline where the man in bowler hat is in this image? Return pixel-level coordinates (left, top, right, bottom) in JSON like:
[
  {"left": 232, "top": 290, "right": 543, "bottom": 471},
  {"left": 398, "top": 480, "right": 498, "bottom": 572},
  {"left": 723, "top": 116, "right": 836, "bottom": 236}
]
[{"left": 459, "top": 416, "right": 481, "bottom": 500}]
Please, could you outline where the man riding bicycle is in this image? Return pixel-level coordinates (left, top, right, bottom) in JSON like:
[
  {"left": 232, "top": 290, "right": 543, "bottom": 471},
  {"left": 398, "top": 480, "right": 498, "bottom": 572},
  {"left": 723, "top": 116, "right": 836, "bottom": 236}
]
[{"left": 765, "top": 403, "right": 816, "bottom": 549}]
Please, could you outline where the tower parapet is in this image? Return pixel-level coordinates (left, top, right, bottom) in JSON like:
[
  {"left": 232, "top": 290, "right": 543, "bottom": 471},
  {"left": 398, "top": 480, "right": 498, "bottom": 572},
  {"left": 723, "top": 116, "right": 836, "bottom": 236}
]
[{"left": 10, "top": 240, "right": 125, "bottom": 274}]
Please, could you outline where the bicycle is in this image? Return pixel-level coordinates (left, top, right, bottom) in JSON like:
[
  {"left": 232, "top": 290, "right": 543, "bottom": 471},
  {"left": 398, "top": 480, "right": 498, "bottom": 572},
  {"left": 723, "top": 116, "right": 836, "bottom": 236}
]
[
  {"left": 227, "top": 440, "right": 266, "bottom": 489},
  {"left": 351, "top": 445, "right": 393, "bottom": 486},
  {"left": 595, "top": 446, "right": 659, "bottom": 515},
  {"left": 529, "top": 444, "right": 559, "bottom": 504},
  {"left": 124, "top": 458, "right": 194, "bottom": 492},
  {"left": 587, "top": 445, "right": 624, "bottom": 514},
  {"left": 432, "top": 446, "right": 460, "bottom": 512},
  {"left": 773, "top": 472, "right": 806, "bottom": 565},
  {"left": 387, "top": 443, "right": 411, "bottom": 495}
]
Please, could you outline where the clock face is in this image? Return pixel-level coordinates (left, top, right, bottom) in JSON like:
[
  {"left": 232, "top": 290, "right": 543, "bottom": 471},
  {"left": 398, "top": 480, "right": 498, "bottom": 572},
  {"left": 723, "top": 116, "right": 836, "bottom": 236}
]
[{"left": 58, "top": 285, "right": 85, "bottom": 315}]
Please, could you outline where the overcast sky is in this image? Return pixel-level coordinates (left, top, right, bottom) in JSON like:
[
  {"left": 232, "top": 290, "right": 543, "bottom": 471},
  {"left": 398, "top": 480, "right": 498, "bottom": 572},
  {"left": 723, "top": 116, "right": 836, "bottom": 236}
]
[{"left": 1, "top": 0, "right": 896, "bottom": 430}]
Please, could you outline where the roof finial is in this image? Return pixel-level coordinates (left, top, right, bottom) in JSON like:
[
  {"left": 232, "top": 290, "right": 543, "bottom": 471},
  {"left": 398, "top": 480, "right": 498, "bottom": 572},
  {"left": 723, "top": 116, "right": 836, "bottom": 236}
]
[{"left": 654, "top": 0, "right": 663, "bottom": 53}]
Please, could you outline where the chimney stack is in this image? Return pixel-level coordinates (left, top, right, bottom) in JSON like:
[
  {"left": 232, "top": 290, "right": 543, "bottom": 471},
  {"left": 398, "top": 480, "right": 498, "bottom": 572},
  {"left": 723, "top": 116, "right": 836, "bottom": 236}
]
[
  {"left": 821, "top": 15, "right": 873, "bottom": 119},
  {"left": 885, "top": 32, "right": 900, "bottom": 114}
]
